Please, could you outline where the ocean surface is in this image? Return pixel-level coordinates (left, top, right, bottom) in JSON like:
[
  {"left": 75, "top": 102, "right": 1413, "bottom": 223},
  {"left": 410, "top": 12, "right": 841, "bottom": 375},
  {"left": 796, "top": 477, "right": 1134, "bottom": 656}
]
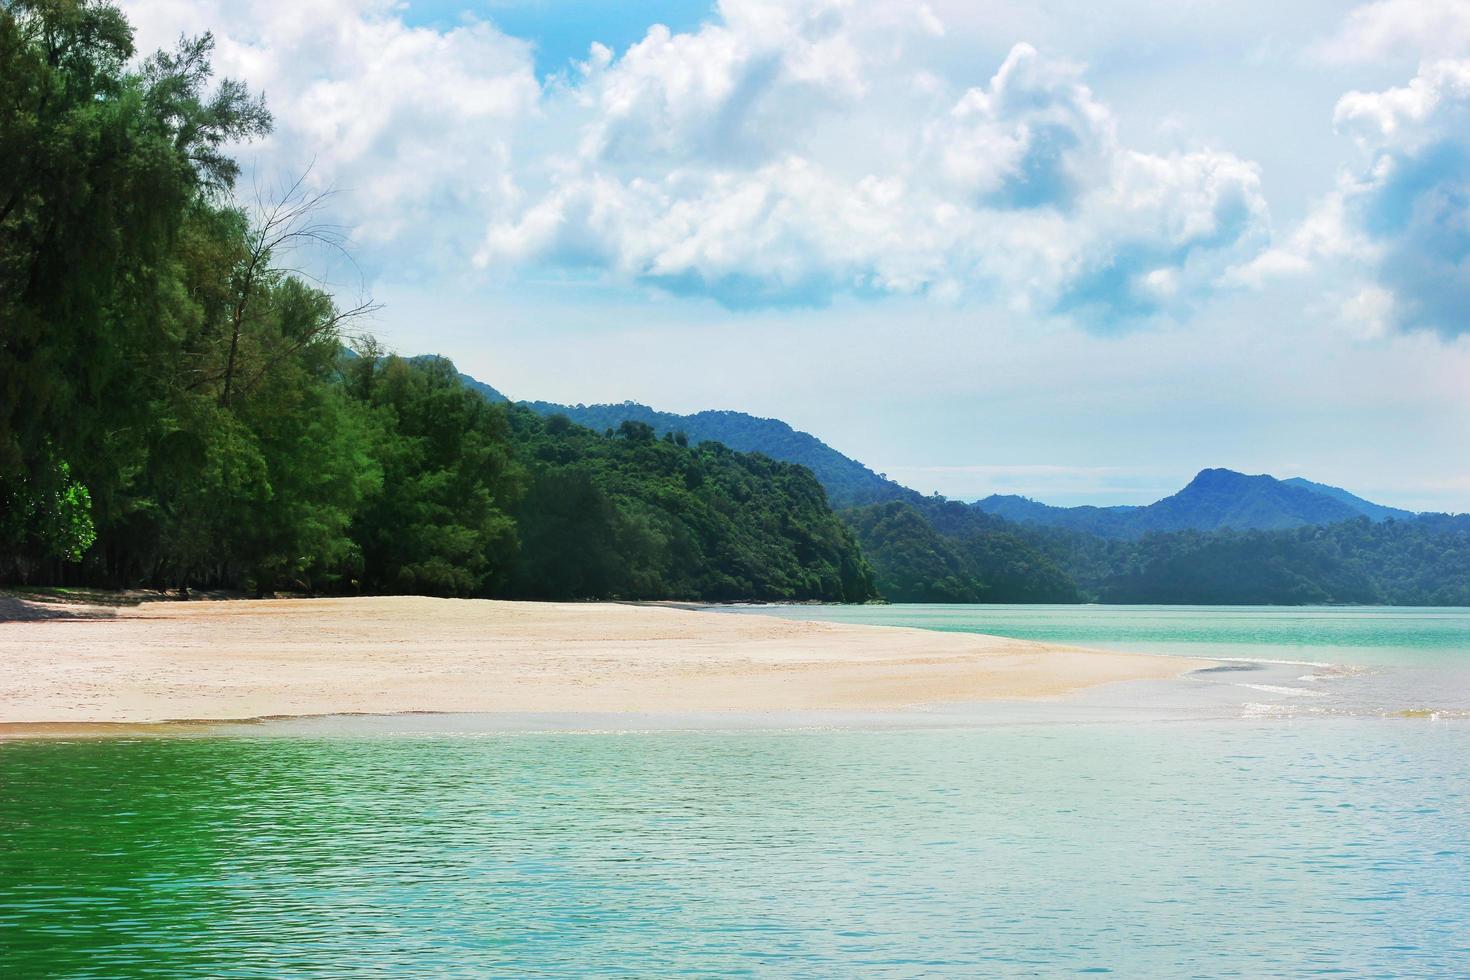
[
  {"left": 727, "top": 603, "right": 1470, "bottom": 721},
  {"left": 3, "top": 605, "right": 1469, "bottom": 977}
]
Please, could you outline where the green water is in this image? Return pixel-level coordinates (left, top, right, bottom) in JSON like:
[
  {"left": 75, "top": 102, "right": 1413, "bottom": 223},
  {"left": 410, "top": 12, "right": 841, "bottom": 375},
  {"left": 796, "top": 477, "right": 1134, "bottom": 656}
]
[
  {"left": 4, "top": 605, "right": 1470, "bottom": 975},
  {"left": 3, "top": 725, "right": 1469, "bottom": 977}
]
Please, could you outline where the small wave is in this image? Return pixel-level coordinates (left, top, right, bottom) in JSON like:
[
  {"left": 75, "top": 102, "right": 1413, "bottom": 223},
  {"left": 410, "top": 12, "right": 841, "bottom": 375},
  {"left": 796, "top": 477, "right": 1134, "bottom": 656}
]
[
  {"left": 1214, "top": 655, "right": 1337, "bottom": 669},
  {"left": 1236, "top": 683, "right": 1329, "bottom": 698}
]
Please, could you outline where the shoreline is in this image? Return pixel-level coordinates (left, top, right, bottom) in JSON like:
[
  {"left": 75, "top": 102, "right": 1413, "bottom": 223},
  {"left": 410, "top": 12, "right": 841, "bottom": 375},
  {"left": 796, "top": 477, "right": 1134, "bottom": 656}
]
[{"left": 0, "top": 594, "right": 1211, "bottom": 733}]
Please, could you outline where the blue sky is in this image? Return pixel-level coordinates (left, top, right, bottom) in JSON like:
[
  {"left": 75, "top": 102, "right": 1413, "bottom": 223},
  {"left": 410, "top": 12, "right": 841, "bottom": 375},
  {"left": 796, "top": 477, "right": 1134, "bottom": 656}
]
[
  {"left": 400, "top": 1, "right": 708, "bottom": 76},
  {"left": 121, "top": 0, "right": 1470, "bottom": 510}
]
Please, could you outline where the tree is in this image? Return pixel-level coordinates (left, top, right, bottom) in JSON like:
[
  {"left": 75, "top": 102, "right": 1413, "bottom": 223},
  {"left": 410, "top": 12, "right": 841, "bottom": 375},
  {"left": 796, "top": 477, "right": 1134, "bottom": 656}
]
[
  {"left": 0, "top": 3, "right": 272, "bottom": 572},
  {"left": 347, "top": 354, "right": 523, "bottom": 596}
]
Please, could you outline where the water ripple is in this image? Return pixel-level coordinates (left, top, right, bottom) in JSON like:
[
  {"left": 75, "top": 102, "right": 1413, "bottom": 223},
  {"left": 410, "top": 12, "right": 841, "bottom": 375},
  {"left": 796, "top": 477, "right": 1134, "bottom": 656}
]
[{"left": 1, "top": 723, "right": 1468, "bottom": 976}]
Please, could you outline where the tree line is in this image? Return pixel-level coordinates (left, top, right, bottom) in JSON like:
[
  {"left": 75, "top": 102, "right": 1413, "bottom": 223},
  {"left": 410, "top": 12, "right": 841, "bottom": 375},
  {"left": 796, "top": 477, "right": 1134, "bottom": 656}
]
[
  {"left": 840, "top": 500, "right": 1469, "bottom": 606},
  {"left": 1028, "top": 517, "right": 1470, "bottom": 606}
]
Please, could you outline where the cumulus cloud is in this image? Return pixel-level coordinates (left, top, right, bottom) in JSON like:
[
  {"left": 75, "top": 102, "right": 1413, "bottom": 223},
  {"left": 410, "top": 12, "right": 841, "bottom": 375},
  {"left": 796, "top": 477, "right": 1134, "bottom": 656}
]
[
  {"left": 123, "top": 0, "right": 1269, "bottom": 323},
  {"left": 1337, "top": 62, "right": 1470, "bottom": 336},
  {"left": 482, "top": 9, "right": 1268, "bottom": 320},
  {"left": 1312, "top": 0, "right": 1470, "bottom": 64},
  {"left": 120, "top": 0, "right": 538, "bottom": 258},
  {"left": 1226, "top": 1, "right": 1470, "bottom": 338},
  {"left": 926, "top": 44, "right": 1110, "bottom": 211},
  {"left": 1225, "top": 186, "right": 1366, "bottom": 288}
]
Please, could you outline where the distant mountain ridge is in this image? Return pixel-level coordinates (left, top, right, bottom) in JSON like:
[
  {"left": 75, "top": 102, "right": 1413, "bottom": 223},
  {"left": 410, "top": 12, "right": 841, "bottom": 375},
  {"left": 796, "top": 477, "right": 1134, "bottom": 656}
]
[
  {"left": 513, "top": 398, "right": 1075, "bottom": 600},
  {"left": 1280, "top": 477, "right": 1417, "bottom": 522},
  {"left": 517, "top": 396, "right": 1422, "bottom": 535},
  {"left": 446, "top": 369, "right": 1463, "bottom": 605},
  {"left": 973, "top": 496, "right": 1141, "bottom": 537},
  {"left": 519, "top": 400, "right": 910, "bottom": 509},
  {"left": 976, "top": 468, "right": 1418, "bottom": 539}
]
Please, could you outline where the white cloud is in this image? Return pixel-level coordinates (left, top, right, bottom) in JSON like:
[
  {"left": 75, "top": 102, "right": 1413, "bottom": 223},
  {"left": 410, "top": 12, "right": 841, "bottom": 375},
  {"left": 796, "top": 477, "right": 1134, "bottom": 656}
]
[
  {"left": 1225, "top": 186, "right": 1366, "bottom": 287},
  {"left": 1327, "top": 60, "right": 1470, "bottom": 335},
  {"left": 1339, "top": 285, "right": 1396, "bottom": 339},
  {"left": 1334, "top": 59, "right": 1470, "bottom": 150},
  {"left": 1230, "top": 6, "right": 1470, "bottom": 339},
  {"left": 121, "top": 0, "right": 539, "bottom": 258},
  {"left": 1312, "top": 0, "right": 1470, "bottom": 64},
  {"left": 482, "top": 9, "right": 1268, "bottom": 319},
  {"left": 123, "top": 0, "right": 1269, "bottom": 322}
]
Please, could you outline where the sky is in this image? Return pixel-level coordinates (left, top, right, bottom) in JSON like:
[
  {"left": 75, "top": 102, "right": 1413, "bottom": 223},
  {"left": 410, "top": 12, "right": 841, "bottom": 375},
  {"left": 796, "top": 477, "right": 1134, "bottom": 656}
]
[{"left": 119, "top": 0, "right": 1470, "bottom": 510}]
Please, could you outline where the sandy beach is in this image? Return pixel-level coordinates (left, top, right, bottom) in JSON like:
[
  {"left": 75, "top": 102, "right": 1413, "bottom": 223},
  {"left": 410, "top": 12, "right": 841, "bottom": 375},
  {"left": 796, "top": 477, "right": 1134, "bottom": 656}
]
[{"left": 0, "top": 595, "right": 1209, "bottom": 729}]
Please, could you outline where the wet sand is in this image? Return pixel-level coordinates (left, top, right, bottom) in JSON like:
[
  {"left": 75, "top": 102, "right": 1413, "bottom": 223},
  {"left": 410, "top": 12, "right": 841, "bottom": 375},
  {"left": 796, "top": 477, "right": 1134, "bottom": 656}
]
[{"left": 0, "top": 595, "right": 1210, "bottom": 731}]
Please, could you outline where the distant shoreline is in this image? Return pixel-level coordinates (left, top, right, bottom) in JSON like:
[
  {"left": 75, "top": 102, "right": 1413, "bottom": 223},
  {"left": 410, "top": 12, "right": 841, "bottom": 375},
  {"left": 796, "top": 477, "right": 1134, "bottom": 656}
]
[{"left": 0, "top": 595, "right": 1208, "bottom": 733}]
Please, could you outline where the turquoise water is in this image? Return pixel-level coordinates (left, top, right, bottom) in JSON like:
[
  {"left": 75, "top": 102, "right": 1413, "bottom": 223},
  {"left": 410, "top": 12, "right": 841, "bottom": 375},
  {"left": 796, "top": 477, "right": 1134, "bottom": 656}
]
[
  {"left": 3, "top": 724, "right": 1469, "bottom": 977},
  {"left": 723, "top": 604, "right": 1470, "bottom": 667},
  {"left": 4, "top": 606, "right": 1470, "bottom": 976},
  {"left": 728, "top": 604, "right": 1470, "bottom": 720}
]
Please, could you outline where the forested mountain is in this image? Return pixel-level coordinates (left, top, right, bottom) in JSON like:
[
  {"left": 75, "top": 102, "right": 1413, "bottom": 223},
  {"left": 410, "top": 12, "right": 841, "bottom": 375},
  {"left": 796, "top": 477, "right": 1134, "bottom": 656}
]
[
  {"left": 501, "top": 410, "right": 873, "bottom": 601},
  {"left": 0, "top": 3, "right": 871, "bottom": 604},
  {"left": 1280, "top": 478, "right": 1417, "bottom": 522},
  {"left": 975, "top": 472, "right": 1466, "bottom": 604},
  {"left": 973, "top": 496, "right": 1142, "bottom": 537},
  {"left": 841, "top": 502, "right": 988, "bottom": 602},
  {"left": 511, "top": 398, "right": 1089, "bottom": 601},
  {"left": 842, "top": 500, "right": 1078, "bottom": 603},
  {"left": 1089, "top": 518, "right": 1470, "bottom": 605},
  {"left": 916, "top": 499, "right": 1079, "bottom": 601},
  {"left": 521, "top": 401, "right": 907, "bottom": 509},
  {"left": 976, "top": 468, "right": 1411, "bottom": 538},
  {"left": 508, "top": 397, "right": 1085, "bottom": 602},
  {"left": 501, "top": 388, "right": 1465, "bottom": 606}
]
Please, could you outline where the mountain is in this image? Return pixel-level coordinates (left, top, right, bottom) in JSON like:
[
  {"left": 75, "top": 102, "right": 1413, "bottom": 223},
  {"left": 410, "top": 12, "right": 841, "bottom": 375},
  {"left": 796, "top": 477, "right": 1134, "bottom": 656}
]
[
  {"left": 344, "top": 350, "right": 514, "bottom": 404},
  {"left": 840, "top": 501, "right": 989, "bottom": 602},
  {"left": 455, "top": 372, "right": 509, "bottom": 404},
  {"left": 454, "top": 373, "right": 1465, "bottom": 606},
  {"left": 1141, "top": 468, "right": 1364, "bottom": 532},
  {"left": 843, "top": 499, "right": 1079, "bottom": 603},
  {"left": 498, "top": 405, "right": 876, "bottom": 603},
  {"left": 1090, "top": 515, "right": 1470, "bottom": 605},
  {"left": 510, "top": 398, "right": 1082, "bottom": 602},
  {"left": 975, "top": 496, "right": 1141, "bottom": 537},
  {"left": 976, "top": 468, "right": 1411, "bottom": 539},
  {"left": 519, "top": 400, "right": 909, "bottom": 509},
  {"left": 1281, "top": 477, "right": 1417, "bottom": 522}
]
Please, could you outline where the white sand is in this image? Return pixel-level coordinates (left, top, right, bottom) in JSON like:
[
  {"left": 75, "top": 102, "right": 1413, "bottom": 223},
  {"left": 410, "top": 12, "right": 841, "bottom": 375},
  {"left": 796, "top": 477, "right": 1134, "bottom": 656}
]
[{"left": 0, "top": 595, "right": 1209, "bottom": 728}]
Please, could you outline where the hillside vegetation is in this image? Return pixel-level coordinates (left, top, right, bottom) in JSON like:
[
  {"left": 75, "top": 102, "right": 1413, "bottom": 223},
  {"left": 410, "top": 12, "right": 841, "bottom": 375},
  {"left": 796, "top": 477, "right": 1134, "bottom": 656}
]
[
  {"left": 517, "top": 399, "right": 1468, "bottom": 606},
  {"left": 523, "top": 401, "right": 904, "bottom": 509},
  {"left": 1052, "top": 517, "right": 1470, "bottom": 605},
  {"left": 523, "top": 401, "right": 1083, "bottom": 603}
]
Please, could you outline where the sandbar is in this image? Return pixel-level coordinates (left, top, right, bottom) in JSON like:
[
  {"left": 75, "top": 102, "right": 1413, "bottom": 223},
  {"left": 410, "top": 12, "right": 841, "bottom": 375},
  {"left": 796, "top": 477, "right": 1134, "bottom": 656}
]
[{"left": 0, "top": 595, "right": 1210, "bottom": 730}]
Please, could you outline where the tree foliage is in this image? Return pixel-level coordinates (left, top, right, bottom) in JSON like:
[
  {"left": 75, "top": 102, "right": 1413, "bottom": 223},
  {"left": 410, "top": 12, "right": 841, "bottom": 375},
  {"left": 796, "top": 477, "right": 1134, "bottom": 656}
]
[
  {"left": 844, "top": 500, "right": 1080, "bottom": 603},
  {"left": 503, "top": 408, "right": 875, "bottom": 601},
  {"left": 1019, "top": 516, "right": 1470, "bottom": 605}
]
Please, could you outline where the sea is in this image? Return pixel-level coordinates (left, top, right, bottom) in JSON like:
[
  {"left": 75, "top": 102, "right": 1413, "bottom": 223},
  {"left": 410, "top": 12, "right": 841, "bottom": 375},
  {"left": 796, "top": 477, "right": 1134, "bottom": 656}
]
[{"left": 2, "top": 605, "right": 1468, "bottom": 977}]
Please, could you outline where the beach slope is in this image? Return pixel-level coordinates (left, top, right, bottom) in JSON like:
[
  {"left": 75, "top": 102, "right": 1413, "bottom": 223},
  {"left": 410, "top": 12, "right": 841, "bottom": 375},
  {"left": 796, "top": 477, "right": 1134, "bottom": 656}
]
[{"left": 0, "top": 596, "right": 1207, "bottom": 725}]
